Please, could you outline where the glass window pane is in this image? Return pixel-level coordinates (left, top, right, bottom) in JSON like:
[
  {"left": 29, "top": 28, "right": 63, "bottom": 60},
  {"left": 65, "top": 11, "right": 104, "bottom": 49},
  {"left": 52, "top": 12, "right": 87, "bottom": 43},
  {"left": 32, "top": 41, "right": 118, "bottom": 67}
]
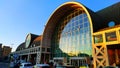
[
  {"left": 80, "top": 25, "right": 83, "bottom": 29},
  {"left": 84, "top": 17, "right": 88, "bottom": 22},
  {"left": 53, "top": 10, "right": 92, "bottom": 58},
  {"left": 84, "top": 22, "right": 88, "bottom": 27},
  {"left": 105, "top": 32, "right": 117, "bottom": 42},
  {"left": 94, "top": 34, "right": 103, "bottom": 43}
]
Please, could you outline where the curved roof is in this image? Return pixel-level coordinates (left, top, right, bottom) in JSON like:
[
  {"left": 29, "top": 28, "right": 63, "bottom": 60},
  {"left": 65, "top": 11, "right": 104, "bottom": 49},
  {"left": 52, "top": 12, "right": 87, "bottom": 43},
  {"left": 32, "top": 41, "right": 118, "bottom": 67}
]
[
  {"left": 33, "top": 35, "right": 42, "bottom": 42},
  {"left": 16, "top": 33, "right": 40, "bottom": 51},
  {"left": 16, "top": 42, "right": 25, "bottom": 51},
  {"left": 97, "top": 2, "right": 120, "bottom": 26},
  {"left": 42, "top": 1, "right": 104, "bottom": 46},
  {"left": 29, "top": 35, "right": 42, "bottom": 47},
  {"left": 42, "top": 2, "right": 120, "bottom": 46},
  {"left": 25, "top": 33, "right": 39, "bottom": 48}
]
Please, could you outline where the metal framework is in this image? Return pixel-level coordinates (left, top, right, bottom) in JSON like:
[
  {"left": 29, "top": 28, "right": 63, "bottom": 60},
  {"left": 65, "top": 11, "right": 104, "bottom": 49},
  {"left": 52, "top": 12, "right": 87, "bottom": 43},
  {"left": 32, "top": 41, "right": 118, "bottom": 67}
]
[{"left": 93, "top": 26, "right": 120, "bottom": 68}]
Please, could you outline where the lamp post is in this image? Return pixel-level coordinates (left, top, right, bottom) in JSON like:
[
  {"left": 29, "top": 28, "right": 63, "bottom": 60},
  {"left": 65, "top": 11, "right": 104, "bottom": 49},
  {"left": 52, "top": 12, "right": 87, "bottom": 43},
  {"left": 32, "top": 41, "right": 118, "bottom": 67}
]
[{"left": 10, "top": 44, "right": 14, "bottom": 52}]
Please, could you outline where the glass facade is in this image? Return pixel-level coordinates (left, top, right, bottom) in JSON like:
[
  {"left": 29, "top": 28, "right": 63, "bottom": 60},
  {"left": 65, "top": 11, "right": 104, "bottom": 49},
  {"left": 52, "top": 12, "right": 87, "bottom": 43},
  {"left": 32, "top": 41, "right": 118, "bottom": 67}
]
[
  {"left": 52, "top": 9, "right": 92, "bottom": 58},
  {"left": 26, "top": 34, "right": 31, "bottom": 48}
]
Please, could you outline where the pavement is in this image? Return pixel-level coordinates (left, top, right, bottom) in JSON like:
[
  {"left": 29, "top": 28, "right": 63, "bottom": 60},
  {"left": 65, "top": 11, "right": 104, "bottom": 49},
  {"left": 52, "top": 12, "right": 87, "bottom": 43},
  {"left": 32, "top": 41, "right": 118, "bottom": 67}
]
[{"left": 0, "top": 62, "right": 9, "bottom": 68}]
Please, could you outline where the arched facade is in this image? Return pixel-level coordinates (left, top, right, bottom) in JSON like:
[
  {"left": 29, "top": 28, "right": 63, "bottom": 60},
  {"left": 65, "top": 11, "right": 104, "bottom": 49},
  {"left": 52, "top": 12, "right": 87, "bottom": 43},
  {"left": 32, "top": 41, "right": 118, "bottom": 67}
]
[
  {"left": 42, "top": 2, "right": 94, "bottom": 67},
  {"left": 42, "top": 2, "right": 94, "bottom": 46},
  {"left": 42, "top": 1, "right": 120, "bottom": 68}
]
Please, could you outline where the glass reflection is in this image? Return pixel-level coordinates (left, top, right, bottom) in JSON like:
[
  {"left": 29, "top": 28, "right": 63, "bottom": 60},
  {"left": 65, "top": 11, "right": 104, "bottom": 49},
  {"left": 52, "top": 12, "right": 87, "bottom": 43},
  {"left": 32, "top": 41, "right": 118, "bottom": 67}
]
[{"left": 52, "top": 9, "right": 92, "bottom": 58}]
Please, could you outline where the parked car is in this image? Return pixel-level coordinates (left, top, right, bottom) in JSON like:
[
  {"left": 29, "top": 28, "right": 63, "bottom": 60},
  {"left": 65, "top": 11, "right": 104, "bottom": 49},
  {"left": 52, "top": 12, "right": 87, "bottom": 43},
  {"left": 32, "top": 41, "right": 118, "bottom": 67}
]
[
  {"left": 79, "top": 65, "right": 89, "bottom": 68},
  {"left": 56, "top": 65, "right": 75, "bottom": 68},
  {"left": 33, "top": 64, "right": 50, "bottom": 68},
  {"left": 19, "top": 60, "right": 26, "bottom": 63},
  {"left": 10, "top": 61, "right": 14, "bottom": 68},
  {"left": 19, "top": 62, "right": 33, "bottom": 68}
]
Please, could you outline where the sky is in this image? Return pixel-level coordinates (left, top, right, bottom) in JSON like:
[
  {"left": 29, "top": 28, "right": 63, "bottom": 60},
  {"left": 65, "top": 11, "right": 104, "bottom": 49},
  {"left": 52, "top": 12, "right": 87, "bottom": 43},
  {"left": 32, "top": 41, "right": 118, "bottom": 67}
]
[{"left": 0, "top": 0, "right": 119, "bottom": 52}]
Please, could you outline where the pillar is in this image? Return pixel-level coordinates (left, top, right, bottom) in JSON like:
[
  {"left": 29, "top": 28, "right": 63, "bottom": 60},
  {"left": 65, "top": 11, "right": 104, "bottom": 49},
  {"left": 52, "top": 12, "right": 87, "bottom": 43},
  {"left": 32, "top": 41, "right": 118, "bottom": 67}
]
[
  {"left": 36, "top": 53, "right": 41, "bottom": 64},
  {"left": 27, "top": 54, "right": 30, "bottom": 62}
]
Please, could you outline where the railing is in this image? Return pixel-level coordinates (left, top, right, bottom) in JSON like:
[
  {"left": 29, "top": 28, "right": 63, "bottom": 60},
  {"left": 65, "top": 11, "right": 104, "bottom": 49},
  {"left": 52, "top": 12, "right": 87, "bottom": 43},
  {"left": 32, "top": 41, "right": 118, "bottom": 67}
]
[{"left": 11, "top": 46, "right": 41, "bottom": 55}]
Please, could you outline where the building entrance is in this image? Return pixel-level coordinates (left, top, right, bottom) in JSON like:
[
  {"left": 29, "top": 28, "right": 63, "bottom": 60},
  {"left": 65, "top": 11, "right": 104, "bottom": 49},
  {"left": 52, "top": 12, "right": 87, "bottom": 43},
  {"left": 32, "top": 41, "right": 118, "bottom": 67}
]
[
  {"left": 70, "top": 57, "right": 88, "bottom": 67},
  {"left": 53, "top": 57, "right": 67, "bottom": 65},
  {"left": 107, "top": 44, "right": 120, "bottom": 66}
]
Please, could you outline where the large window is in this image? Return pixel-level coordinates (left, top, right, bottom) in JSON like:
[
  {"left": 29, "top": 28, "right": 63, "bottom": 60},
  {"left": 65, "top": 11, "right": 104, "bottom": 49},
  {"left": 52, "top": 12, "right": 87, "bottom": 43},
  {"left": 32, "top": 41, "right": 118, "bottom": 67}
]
[
  {"left": 105, "top": 31, "right": 117, "bottom": 42},
  {"left": 94, "top": 34, "right": 103, "bottom": 43},
  {"left": 52, "top": 9, "right": 92, "bottom": 58},
  {"left": 108, "top": 21, "right": 115, "bottom": 27}
]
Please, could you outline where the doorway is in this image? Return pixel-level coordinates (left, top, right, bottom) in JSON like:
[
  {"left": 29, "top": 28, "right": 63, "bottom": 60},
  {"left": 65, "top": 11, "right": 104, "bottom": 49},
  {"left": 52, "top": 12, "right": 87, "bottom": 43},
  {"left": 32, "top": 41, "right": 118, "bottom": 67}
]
[
  {"left": 70, "top": 57, "right": 87, "bottom": 67},
  {"left": 107, "top": 44, "right": 120, "bottom": 65}
]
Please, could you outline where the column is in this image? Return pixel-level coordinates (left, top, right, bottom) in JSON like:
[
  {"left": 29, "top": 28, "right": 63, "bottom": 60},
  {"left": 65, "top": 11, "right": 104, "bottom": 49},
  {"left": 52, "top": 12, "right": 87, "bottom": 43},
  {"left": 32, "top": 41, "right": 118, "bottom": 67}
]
[
  {"left": 44, "top": 53, "right": 45, "bottom": 63},
  {"left": 115, "top": 49, "right": 119, "bottom": 63},
  {"left": 36, "top": 53, "right": 41, "bottom": 64},
  {"left": 20, "top": 56, "right": 22, "bottom": 60},
  {"left": 27, "top": 54, "right": 30, "bottom": 62}
]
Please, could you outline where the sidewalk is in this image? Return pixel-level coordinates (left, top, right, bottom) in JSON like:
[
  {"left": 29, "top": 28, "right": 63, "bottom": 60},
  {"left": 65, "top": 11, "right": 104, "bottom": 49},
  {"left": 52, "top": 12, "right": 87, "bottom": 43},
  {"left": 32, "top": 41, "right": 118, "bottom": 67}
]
[{"left": 0, "top": 62, "right": 9, "bottom": 68}]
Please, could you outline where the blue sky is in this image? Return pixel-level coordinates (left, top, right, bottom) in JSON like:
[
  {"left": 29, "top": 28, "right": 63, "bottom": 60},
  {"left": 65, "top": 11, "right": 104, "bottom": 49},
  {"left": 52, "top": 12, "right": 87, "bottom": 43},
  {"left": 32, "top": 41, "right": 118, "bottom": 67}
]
[{"left": 0, "top": 0, "right": 119, "bottom": 52}]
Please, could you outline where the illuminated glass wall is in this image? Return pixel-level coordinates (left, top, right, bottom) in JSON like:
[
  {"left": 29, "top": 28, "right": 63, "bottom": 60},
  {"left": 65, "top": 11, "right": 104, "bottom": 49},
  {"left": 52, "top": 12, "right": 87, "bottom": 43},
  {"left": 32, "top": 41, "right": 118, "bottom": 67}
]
[{"left": 52, "top": 9, "right": 92, "bottom": 58}]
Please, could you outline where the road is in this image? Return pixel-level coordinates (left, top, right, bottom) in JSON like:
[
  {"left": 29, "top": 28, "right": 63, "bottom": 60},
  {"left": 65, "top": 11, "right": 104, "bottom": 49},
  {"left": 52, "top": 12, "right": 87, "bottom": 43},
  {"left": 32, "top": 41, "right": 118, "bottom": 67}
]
[{"left": 0, "top": 62, "right": 9, "bottom": 68}]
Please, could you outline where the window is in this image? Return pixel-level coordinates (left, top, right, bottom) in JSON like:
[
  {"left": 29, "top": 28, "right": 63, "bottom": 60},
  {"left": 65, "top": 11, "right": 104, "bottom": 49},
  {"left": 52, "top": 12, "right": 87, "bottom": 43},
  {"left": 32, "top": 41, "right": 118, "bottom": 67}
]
[
  {"left": 105, "top": 32, "right": 117, "bottom": 42},
  {"left": 47, "top": 48, "right": 50, "bottom": 52},
  {"left": 94, "top": 34, "right": 103, "bottom": 43},
  {"left": 42, "top": 48, "right": 45, "bottom": 52},
  {"left": 53, "top": 9, "right": 92, "bottom": 57},
  {"left": 38, "top": 48, "right": 40, "bottom": 51},
  {"left": 108, "top": 21, "right": 115, "bottom": 27}
]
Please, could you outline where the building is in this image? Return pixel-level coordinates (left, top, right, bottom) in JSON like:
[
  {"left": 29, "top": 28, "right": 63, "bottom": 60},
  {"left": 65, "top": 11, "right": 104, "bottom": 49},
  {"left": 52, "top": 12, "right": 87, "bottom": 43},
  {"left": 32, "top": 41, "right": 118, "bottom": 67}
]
[
  {"left": 0, "top": 44, "right": 12, "bottom": 61},
  {"left": 2, "top": 46, "right": 12, "bottom": 57},
  {"left": 0, "top": 44, "right": 2, "bottom": 57},
  {"left": 13, "top": 33, "right": 50, "bottom": 64},
  {"left": 13, "top": 1, "right": 120, "bottom": 68}
]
